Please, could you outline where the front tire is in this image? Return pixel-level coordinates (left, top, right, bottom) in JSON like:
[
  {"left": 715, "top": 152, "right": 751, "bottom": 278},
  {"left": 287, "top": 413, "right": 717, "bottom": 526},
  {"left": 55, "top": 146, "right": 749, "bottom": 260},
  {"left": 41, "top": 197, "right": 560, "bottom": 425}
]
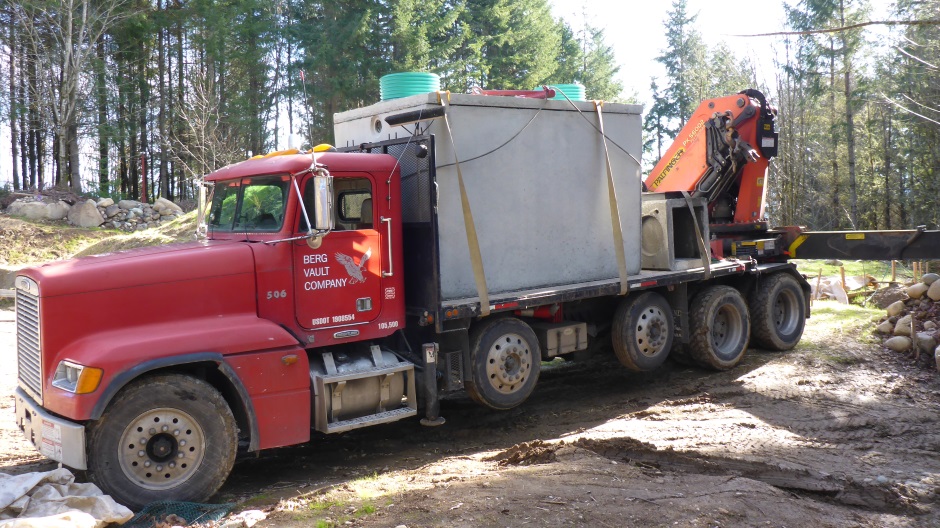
[
  {"left": 689, "top": 286, "right": 751, "bottom": 370},
  {"left": 749, "top": 273, "right": 806, "bottom": 351},
  {"left": 466, "top": 318, "right": 540, "bottom": 410},
  {"left": 87, "top": 374, "right": 237, "bottom": 509}
]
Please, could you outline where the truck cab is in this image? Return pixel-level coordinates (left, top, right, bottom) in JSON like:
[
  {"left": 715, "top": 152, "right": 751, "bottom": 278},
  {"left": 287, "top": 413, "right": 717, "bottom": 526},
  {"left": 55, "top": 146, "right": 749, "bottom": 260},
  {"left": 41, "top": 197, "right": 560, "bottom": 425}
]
[
  {"left": 202, "top": 151, "right": 406, "bottom": 349},
  {"left": 14, "top": 150, "right": 419, "bottom": 509}
]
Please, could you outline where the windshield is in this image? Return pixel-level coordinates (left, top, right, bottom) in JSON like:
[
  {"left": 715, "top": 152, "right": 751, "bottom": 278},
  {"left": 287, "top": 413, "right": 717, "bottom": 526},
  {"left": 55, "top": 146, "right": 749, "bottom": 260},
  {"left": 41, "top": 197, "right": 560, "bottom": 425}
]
[{"left": 208, "top": 175, "right": 290, "bottom": 232}]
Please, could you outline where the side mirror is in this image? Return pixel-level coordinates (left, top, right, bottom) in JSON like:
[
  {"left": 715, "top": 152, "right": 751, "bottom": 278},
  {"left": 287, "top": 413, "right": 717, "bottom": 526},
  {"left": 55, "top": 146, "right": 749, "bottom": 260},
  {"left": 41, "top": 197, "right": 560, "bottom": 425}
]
[
  {"left": 312, "top": 173, "right": 333, "bottom": 231},
  {"left": 305, "top": 172, "right": 333, "bottom": 249}
]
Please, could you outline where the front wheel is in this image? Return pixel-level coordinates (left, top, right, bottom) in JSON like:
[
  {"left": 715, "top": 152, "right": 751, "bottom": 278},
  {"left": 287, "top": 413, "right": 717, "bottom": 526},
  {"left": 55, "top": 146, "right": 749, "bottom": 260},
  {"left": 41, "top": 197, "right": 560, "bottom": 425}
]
[
  {"left": 466, "top": 317, "right": 540, "bottom": 410},
  {"left": 749, "top": 273, "right": 806, "bottom": 351},
  {"left": 87, "top": 374, "right": 237, "bottom": 509},
  {"left": 689, "top": 285, "right": 751, "bottom": 371}
]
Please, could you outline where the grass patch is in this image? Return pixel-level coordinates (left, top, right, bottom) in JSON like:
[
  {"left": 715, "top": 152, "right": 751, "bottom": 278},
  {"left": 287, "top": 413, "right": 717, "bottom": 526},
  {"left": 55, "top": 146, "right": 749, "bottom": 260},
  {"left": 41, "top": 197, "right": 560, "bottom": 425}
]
[
  {"left": 307, "top": 499, "right": 342, "bottom": 513},
  {"left": 800, "top": 301, "right": 882, "bottom": 360},
  {"left": 0, "top": 212, "right": 197, "bottom": 268},
  {"left": 240, "top": 492, "right": 276, "bottom": 509},
  {"left": 792, "top": 259, "right": 921, "bottom": 284},
  {"left": 73, "top": 212, "right": 197, "bottom": 257}
]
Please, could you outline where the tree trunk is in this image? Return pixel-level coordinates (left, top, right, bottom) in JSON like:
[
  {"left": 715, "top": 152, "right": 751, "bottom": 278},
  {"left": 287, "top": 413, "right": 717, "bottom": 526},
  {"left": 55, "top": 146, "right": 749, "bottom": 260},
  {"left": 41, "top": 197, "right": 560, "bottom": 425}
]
[
  {"left": 158, "top": 0, "right": 169, "bottom": 199},
  {"left": 138, "top": 57, "right": 149, "bottom": 201},
  {"left": 840, "top": 1, "right": 858, "bottom": 229},
  {"left": 96, "top": 38, "right": 109, "bottom": 195},
  {"left": 68, "top": 123, "right": 81, "bottom": 193},
  {"left": 9, "top": 16, "right": 20, "bottom": 191},
  {"left": 828, "top": 37, "right": 840, "bottom": 228}
]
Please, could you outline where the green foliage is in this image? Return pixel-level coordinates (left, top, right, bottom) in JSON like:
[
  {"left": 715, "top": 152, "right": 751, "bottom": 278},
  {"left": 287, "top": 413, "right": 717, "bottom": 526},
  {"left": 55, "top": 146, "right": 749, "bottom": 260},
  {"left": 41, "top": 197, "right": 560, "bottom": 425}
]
[
  {"left": 2, "top": 0, "right": 625, "bottom": 189},
  {"left": 547, "top": 22, "right": 623, "bottom": 101},
  {"left": 642, "top": 0, "right": 755, "bottom": 168}
]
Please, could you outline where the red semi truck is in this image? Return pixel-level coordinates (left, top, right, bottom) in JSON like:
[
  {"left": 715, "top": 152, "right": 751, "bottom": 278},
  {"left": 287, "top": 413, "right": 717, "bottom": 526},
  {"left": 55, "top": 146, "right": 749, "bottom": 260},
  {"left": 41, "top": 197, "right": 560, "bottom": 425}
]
[{"left": 15, "top": 89, "right": 937, "bottom": 508}]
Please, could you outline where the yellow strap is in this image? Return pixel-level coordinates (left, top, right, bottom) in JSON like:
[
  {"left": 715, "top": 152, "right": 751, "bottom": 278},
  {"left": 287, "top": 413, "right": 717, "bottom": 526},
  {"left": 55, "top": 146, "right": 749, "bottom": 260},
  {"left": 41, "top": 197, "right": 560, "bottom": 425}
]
[
  {"left": 594, "top": 101, "right": 629, "bottom": 296},
  {"left": 680, "top": 191, "right": 711, "bottom": 279},
  {"left": 439, "top": 93, "right": 491, "bottom": 315}
]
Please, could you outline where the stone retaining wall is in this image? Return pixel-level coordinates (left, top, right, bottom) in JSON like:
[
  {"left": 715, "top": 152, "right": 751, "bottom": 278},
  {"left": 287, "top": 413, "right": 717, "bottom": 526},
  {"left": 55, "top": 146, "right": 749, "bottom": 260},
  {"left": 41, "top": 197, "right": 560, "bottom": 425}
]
[{"left": 6, "top": 197, "right": 184, "bottom": 231}]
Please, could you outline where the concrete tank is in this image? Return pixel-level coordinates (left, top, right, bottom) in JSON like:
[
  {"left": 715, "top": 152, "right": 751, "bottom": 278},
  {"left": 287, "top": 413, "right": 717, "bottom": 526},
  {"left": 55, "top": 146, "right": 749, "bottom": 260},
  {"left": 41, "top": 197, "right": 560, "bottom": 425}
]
[{"left": 334, "top": 93, "right": 643, "bottom": 304}]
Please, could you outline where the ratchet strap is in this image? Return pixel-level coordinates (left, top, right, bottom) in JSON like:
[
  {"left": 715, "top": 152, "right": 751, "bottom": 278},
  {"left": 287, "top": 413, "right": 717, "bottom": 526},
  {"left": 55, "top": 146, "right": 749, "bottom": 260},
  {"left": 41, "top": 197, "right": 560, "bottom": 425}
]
[
  {"left": 680, "top": 190, "right": 711, "bottom": 279},
  {"left": 438, "top": 92, "right": 491, "bottom": 315},
  {"left": 594, "top": 101, "right": 629, "bottom": 295}
]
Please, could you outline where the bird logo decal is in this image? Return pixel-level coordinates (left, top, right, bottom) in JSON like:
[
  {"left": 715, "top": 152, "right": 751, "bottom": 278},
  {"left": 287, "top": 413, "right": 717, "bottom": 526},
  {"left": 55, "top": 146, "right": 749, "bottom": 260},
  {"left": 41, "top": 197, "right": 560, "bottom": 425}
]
[{"left": 335, "top": 247, "right": 371, "bottom": 284}]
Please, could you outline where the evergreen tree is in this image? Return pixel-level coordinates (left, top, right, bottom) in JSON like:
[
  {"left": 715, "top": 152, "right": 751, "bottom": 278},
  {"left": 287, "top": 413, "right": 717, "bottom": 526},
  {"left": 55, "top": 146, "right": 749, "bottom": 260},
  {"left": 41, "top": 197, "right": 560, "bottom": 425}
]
[{"left": 548, "top": 22, "right": 623, "bottom": 101}]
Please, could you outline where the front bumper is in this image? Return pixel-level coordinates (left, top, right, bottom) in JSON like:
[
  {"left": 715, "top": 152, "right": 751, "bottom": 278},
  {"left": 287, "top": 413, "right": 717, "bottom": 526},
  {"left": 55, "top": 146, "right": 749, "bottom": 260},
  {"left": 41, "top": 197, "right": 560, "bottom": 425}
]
[{"left": 15, "top": 387, "right": 87, "bottom": 470}]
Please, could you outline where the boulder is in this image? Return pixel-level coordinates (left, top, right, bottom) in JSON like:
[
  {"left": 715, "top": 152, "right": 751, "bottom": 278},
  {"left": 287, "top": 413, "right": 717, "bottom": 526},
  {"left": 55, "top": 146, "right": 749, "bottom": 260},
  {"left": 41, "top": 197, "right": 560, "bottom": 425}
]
[
  {"left": 908, "top": 283, "right": 929, "bottom": 300},
  {"left": 7, "top": 200, "right": 48, "bottom": 220},
  {"left": 67, "top": 199, "right": 105, "bottom": 228},
  {"left": 894, "top": 315, "right": 913, "bottom": 336},
  {"left": 155, "top": 197, "right": 183, "bottom": 213},
  {"left": 825, "top": 259, "right": 843, "bottom": 266},
  {"left": 104, "top": 204, "right": 120, "bottom": 217},
  {"left": 869, "top": 286, "right": 908, "bottom": 309},
  {"left": 914, "top": 332, "right": 937, "bottom": 355},
  {"left": 925, "top": 321, "right": 937, "bottom": 331},
  {"left": 884, "top": 336, "right": 912, "bottom": 352},
  {"left": 46, "top": 201, "right": 70, "bottom": 220},
  {"left": 928, "top": 280, "right": 940, "bottom": 302},
  {"left": 117, "top": 199, "right": 141, "bottom": 210},
  {"left": 96, "top": 197, "right": 114, "bottom": 208},
  {"left": 886, "top": 300, "right": 906, "bottom": 318},
  {"left": 876, "top": 321, "right": 895, "bottom": 334},
  {"left": 922, "top": 273, "right": 940, "bottom": 286}
]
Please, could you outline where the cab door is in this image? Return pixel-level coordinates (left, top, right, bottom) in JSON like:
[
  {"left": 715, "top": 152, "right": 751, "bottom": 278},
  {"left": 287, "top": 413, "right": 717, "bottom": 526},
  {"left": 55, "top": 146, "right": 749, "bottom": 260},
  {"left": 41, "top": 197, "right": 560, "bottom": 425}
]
[{"left": 293, "top": 173, "right": 383, "bottom": 331}]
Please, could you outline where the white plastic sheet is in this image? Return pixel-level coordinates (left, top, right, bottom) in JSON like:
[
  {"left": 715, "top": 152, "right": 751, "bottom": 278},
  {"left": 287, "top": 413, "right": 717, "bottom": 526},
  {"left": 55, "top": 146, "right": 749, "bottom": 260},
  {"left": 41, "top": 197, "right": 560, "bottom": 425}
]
[{"left": 0, "top": 468, "right": 133, "bottom": 527}]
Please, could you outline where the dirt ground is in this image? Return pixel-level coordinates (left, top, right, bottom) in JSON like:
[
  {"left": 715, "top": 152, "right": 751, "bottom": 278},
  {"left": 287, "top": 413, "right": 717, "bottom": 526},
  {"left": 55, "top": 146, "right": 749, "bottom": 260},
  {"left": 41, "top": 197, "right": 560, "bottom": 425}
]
[{"left": 2, "top": 302, "right": 938, "bottom": 527}]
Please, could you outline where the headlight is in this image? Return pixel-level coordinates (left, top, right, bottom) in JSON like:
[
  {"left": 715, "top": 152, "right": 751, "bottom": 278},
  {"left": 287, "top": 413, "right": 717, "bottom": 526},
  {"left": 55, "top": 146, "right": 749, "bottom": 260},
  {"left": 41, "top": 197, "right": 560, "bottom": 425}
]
[{"left": 52, "top": 361, "right": 103, "bottom": 394}]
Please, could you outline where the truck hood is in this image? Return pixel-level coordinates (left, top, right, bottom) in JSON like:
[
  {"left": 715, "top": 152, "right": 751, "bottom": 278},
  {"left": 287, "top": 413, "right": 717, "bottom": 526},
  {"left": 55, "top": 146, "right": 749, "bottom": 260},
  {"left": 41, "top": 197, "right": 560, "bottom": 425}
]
[{"left": 21, "top": 240, "right": 254, "bottom": 298}]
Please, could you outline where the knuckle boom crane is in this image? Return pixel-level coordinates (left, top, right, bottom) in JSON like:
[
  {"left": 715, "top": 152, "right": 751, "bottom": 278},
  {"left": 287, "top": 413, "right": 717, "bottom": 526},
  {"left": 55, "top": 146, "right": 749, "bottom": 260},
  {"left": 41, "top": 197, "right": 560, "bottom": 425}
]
[{"left": 646, "top": 89, "right": 940, "bottom": 262}]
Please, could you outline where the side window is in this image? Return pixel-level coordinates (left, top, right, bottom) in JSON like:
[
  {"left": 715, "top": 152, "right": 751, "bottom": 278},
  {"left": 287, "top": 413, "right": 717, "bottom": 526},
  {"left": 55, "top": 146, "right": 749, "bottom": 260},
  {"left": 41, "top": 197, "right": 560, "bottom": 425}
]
[
  {"left": 339, "top": 191, "right": 372, "bottom": 229},
  {"left": 301, "top": 176, "right": 372, "bottom": 231}
]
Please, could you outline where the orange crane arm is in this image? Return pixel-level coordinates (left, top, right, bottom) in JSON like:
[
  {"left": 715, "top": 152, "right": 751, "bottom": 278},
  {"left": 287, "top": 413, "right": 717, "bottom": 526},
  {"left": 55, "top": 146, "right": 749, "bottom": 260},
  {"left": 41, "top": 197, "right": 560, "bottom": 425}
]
[{"left": 645, "top": 89, "right": 778, "bottom": 226}]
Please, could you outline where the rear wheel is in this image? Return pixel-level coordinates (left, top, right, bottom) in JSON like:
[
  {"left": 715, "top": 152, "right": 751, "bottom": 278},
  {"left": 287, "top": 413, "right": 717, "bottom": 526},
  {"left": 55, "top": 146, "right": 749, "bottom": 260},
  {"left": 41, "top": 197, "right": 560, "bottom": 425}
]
[
  {"left": 689, "top": 286, "right": 751, "bottom": 370},
  {"left": 87, "top": 374, "right": 237, "bottom": 509},
  {"left": 612, "top": 292, "right": 674, "bottom": 372},
  {"left": 466, "top": 318, "right": 540, "bottom": 410},
  {"left": 749, "top": 273, "right": 806, "bottom": 351}
]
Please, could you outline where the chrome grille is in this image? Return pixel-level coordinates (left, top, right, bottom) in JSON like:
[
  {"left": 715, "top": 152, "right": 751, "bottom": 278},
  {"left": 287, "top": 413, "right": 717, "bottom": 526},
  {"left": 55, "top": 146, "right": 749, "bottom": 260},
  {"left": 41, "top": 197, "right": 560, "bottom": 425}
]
[{"left": 15, "top": 277, "right": 42, "bottom": 403}]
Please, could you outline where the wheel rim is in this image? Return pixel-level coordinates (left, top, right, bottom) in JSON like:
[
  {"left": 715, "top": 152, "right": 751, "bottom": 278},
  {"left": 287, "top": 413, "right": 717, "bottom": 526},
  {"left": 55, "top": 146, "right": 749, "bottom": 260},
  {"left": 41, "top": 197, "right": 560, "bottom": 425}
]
[
  {"left": 484, "top": 332, "right": 533, "bottom": 395},
  {"left": 773, "top": 288, "right": 800, "bottom": 336},
  {"left": 635, "top": 305, "right": 669, "bottom": 357},
  {"left": 711, "top": 303, "right": 744, "bottom": 357},
  {"left": 118, "top": 407, "right": 207, "bottom": 490}
]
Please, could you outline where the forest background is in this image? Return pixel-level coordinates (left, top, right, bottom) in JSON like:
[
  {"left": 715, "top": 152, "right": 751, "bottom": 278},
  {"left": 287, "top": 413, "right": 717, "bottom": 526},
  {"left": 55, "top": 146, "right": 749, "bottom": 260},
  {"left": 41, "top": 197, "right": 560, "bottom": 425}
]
[{"left": 0, "top": 0, "right": 938, "bottom": 231}]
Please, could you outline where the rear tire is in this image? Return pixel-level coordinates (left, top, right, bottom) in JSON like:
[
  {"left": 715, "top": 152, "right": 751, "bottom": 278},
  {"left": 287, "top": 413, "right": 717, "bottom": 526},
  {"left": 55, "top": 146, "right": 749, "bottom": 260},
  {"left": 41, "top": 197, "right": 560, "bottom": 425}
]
[
  {"left": 87, "top": 374, "right": 237, "bottom": 509},
  {"left": 466, "top": 318, "right": 540, "bottom": 410},
  {"left": 689, "top": 286, "right": 750, "bottom": 370},
  {"left": 612, "top": 292, "right": 674, "bottom": 372},
  {"left": 749, "top": 273, "right": 806, "bottom": 351}
]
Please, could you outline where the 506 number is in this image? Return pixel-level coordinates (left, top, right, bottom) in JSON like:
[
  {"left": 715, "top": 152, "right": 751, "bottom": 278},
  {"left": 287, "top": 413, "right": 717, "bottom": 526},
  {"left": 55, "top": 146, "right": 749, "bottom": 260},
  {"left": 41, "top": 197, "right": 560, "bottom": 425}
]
[{"left": 267, "top": 290, "right": 287, "bottom": 300}]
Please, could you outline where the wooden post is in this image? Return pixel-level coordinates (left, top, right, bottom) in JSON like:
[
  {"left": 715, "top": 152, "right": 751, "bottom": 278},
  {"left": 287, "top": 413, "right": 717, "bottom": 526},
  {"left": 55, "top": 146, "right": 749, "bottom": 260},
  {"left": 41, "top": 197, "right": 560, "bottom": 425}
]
[
  {"left": 814, "top": 268, "right": 823, "bottom": 303},
  {"left": 891, "top": 260, "right": 897, "bottom": 283},
  {"left": 839, "top": 265, "right": 846, "bottom": 292}
]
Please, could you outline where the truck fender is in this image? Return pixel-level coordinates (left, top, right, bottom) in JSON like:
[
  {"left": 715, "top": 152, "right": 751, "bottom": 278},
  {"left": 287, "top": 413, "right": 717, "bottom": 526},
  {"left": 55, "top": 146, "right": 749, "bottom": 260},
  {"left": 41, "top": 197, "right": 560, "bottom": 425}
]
[
  {"left": 55, "top": 314, "right": 307, "bottom": 451},
  {"left": 89, "top": 353, "right": 262, "bottom": 452}
]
